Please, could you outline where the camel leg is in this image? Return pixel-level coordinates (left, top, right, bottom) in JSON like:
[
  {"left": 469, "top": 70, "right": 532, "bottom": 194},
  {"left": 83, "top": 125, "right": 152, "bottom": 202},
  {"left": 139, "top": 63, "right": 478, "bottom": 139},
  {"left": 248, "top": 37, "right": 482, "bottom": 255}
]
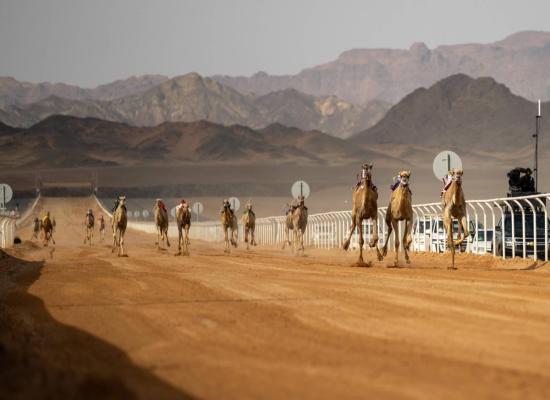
[
  {"left": 282, "top": 227, "right": 289, "bottom": 249},
  {"left": 381, "top": 213, "right": 393, "bottom": 258},
  {"left": 224, "top": 227, "right": 229, "bottom": 254},
  {"left": 392, "top": 219, "right": 400, "bottom": 267},
  {"left": 252, "top": 228, "right": 256, "bottom": 246},
  {"left": 166, "top": 229, "right": 170, "bottom": 248},
  {"left": 300, "top": 228, "right": 305, "bottom": 252},
  {"left": 444, "top": 214, "right": 456, "bottom": 269},
  {"left": 403, "top": 219, "right": 412, "bottom": 264},
  {"left": 454, "top": 215, "right": 469, "bottom": 247},
  {"left": 357, "top": 218, "right": 365, "bottom": 264},
  {"left": 120, "top": 231, "right": 125, "bottom": 256},
  {"left": 370, "top": 216, "right": 383, "bottom": 261},
  {"left": 176, "top": 226, "right": 182, "bottom": 255},
  {"left": 184, "top": 227, "right": 189, "bottom": 255},
  {"left": 244, "top": 227, "right": 249, "bottom": 251},
  {"left": 343, "top": 217, "right": 357, "bottom": 251}
]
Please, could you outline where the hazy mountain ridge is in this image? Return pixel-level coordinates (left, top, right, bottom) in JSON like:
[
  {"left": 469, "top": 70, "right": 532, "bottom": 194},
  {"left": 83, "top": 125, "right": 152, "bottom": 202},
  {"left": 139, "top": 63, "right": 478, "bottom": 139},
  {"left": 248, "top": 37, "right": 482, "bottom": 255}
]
[
  {"left": 0, "top": 75, "right": 169, "bottom": 107},
  {"left": 0, "top": 73, "right": 389, "bottom": 138},
  {"left": 213, "top": 31, "right": 550, "bottom": 104}
]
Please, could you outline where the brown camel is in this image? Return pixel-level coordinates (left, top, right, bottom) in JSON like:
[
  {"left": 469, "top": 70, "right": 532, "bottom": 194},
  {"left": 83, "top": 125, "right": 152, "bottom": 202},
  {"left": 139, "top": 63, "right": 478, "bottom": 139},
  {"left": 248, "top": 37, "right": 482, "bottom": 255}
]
[
  {"left": 112, "top": 196, "right": 127, "bottom": 256},
  {"left": 154, "top": 199, "right": 170, "bottom": 249},
  {"left": 98, "top": 216, "right": 106, "bottom": 242},
  {"left": 84, "top": 210, "right": 94, "bottom": 246},
  {"left": 41, "top": 212, "right": 55, "bottom": 247},
  {"left": 291, "top": 196, "right": 308, "bottom": 254},
  {"left": 221, "top": 199, "right": 238, "bottom": 254},
  {"left": 176, "top": 202, "right": 191, "bottom": 256},
  {"left": 242, "top": 202, "right": 256, "bottom": 251},
  {"left": 381, "top": 171, "right": 413, "bottom": 266},
  {"left": 442, "top": 168, "right": 469, "bottom": 269},
  {"left": 343, "top": 163, "right": 383, "bottom": 265}
]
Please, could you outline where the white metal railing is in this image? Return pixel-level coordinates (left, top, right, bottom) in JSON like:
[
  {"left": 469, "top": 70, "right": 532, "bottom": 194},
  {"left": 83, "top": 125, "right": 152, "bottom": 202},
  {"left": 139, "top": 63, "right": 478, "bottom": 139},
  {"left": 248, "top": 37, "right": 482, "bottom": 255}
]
[
  {"left": 186, "top": 193, "right": 550, "bottom": 261},
  {"left": 0, "top": 215, "right": 16, "bottom": 248},
  {"left": 93, "top": 193, "right": 550, "bottom": 261}
]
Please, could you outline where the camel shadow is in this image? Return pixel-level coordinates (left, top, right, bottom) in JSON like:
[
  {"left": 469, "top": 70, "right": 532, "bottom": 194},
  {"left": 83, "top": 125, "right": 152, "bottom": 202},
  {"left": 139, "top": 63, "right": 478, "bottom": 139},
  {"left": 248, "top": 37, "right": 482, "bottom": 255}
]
[{"left": 0, "top": 250, "right": 195, "bottom": 399}]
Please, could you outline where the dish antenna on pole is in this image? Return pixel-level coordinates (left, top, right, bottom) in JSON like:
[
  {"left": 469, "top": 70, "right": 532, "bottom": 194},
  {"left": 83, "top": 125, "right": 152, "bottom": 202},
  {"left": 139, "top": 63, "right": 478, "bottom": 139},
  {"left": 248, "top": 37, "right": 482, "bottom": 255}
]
[
  {"left": 0, "top": 184, "right": 13, "bottom": 210},
  {"left": 291, "top": 180, "right": 310, "bottom": 199},
  {"left": 432, "top": 151, "right": 462, "bottom": 181},
  {"left": 228, "top": 197, "right": 240, "bottom": 212}
]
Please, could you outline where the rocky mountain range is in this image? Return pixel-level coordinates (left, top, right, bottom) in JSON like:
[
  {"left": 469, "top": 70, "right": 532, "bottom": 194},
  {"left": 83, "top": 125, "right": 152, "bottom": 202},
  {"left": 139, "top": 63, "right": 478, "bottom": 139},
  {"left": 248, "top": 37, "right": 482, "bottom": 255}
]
[
  {"left": 213, "top": 31, "right": 550, "bottom": 104},
  {"left": 0, "top": 73, "right": 389, "bottom": 138},
  {"left": 352, "top": 74, "right": 547, "bottom": 153},
  {"left": 0, "top": 115, "right": 380, "bottom": 168},
  {"left": 0, "top": 75, "right": 169, "bottom": 107}
]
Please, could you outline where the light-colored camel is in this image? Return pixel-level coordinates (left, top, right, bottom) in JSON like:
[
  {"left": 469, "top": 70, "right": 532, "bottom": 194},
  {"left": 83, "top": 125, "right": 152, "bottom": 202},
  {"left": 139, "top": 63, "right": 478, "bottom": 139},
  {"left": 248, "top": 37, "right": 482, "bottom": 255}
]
[
  {"left": 381, "top": 171, "right": 413, "bottom": 266},
  {"left": 442, "top": 168, "right": 469, "bottom": 269},
  {"left": 281, "top": 204, "right": 294, "bottom": 250},
  {"left": 154, "top": 199, "right": 170, "bottom": 249},
  {"left": 99, "top": 216, "right": 106, "bottom": 242},
  {"left": 84, "top": 211, "right": 94, "bottom": 246},
  {"left": 176, "top": 203, "right": 191, "bottom": 256},
  {"left": 242, "top": 202, "right": 256, "bottom": 251},
  {"left": 112, "top": 196, "right": 127, "bottom": 256},
  {"left": 343, "top": 164, "right": 383, "bottom": 265},
  {"left": 221, "top": 200, "right": 238, "bottom": 254},
  {"left": 292, "top": 196, "right": 308, "bottom": 254},
  {"left": 41, "top": 212, "right": 55, "bottom": 247}
]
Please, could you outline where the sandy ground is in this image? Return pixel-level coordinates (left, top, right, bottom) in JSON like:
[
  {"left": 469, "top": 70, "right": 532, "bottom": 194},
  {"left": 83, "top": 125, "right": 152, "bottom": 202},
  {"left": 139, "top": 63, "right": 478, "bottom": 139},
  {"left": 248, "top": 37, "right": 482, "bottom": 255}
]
[{"left": 3, "top": 196, "right": 550, "bottom": 399}]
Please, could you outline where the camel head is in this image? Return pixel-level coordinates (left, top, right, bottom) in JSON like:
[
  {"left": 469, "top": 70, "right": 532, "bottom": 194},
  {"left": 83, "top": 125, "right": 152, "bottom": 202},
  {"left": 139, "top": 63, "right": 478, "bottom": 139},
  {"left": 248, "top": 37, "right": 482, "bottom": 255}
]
[
  {"left": 399, "top": 170, "right": 411, "bottom": 186},
  {"left": 223, "top": 199, "right": 231, "bottom": 210},
  {"left": 246, "top": 202, "right": 252, "bottom": 211},
  {"left": 361, "top": 163, "right": 373, "bottom": 183},
  {"left": 118, "top": 196, "right": 126, "bottom": 207},
  {"left": 450, "top": 168, "right": 464, "bottom": 184},
  {"left": 297, "top": 195, "right": 306, "bottom": 207}
]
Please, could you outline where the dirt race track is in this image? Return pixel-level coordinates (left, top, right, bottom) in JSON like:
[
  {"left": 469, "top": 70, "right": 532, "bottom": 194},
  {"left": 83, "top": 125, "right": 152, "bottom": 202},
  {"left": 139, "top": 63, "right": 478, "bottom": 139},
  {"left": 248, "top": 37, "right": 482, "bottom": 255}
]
[{"left": 3, "top": 197, "right": 550, "bottom": 399}]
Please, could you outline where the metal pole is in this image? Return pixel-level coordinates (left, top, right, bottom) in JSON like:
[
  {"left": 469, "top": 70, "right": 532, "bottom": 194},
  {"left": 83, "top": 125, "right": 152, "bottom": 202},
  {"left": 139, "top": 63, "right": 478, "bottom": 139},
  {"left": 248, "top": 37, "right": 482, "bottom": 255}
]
[
  {"left": 534, "top": 115, "right": 541, "bottom": 192},
  {"left": 447, "top": 153, "right": 451, "bottom": 172}
]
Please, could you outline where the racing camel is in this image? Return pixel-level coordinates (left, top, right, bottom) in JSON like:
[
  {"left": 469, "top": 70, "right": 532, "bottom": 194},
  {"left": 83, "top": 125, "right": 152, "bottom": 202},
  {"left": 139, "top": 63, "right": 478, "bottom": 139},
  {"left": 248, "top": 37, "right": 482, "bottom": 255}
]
[
  {"left": 442, "top": 168, "right": 469, "bottom": 269},
  {"left": 381, "top": 171, "right": 413, "bottom": 266},
  {"left": 282, "top": 203, "right": 295, "bottom": 250},
  {"left": 41, "top": 211, "right": 55, "bottom": 247},
  {"left": 291, "top": 196, "right": 308, "bottom": 254},
  {"left": 242, "top": 201, "right": 256, "bottom": 251},
  {"left": 343, "top": 163, "right": 383, "bottom": 265},
  {"left": 32, "top": 217, "right": 40, "bottom": 240},
  {"left": 154, "top": 199, "right": 170, "bottom": 249},
  {"left": 221, "top": 199, "right": 238, "bottom": 254},
  {"left": 84, "top": 209, "right": 94, "bottom": 246},
  {"left": 176, "top": 201, "right": 191, "bottom": 256},
  {"left": 112, "top": 196, "right": 128, "bottom": 256},
  {"left": 98, "top": 215, "right": 106, "bottom": 242}
]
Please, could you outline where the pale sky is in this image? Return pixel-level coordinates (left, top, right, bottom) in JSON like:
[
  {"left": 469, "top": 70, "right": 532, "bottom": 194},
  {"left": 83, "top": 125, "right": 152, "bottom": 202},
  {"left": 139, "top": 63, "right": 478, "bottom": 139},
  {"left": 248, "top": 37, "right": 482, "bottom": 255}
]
[{"left": 1, "top": 0, "right": 549, "bottom": 87}]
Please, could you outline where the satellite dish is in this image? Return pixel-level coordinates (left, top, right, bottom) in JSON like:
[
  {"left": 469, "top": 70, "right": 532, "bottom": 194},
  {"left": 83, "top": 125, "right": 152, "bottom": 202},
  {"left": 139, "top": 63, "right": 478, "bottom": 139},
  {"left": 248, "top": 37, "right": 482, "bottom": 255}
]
[
  {"left": 142, "top": 210, "right": 149, "bottom": 218},
  {"left": 133, "top": 210, "right": 140, "bottom": 218},
  {"left": 228, "top": 197, "right": 240, "bottom": 211},
  {"left": 0, "top": 183, "right": 13, "bottom": 207},
  {"left": 433, "top": 151, "right": 463, "bottom": 181},
  {"left": 291, "top": 180, "right": 310, "bottom": 199},
  {"left": 192, "top": 202, "right": 204, "bottom": 215}
]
